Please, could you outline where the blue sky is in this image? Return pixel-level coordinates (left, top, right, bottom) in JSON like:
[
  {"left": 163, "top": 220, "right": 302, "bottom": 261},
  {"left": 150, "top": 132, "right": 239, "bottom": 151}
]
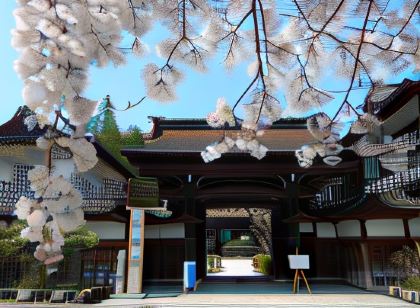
[{"left": 0, "top": 1, "right": 417, "bottom": 132}]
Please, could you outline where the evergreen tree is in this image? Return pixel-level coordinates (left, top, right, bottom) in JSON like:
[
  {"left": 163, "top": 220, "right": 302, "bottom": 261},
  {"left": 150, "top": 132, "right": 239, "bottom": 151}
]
[
  {"left": 122, "top": 125, "right": 144, "bottom": 146},
  {"left": 88, "top": 95, "right": 122, "bottom": 156},
  {"left": 88, "top": 95, "right": 139, "bottom": 175}
]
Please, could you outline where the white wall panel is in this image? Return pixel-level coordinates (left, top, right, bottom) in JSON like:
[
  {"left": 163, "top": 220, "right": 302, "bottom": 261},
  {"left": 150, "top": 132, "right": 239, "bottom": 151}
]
[
  {"left": 316, "top": 222, "right": 336, "bottom": 238},
  {"left": 0, "top": 159, "right": 12, "bottom": 182},
  {"left": 337, "top": 220, "right": 361, "bottom": 237},
  {"left": 145, "top": 223, "right": 185, "bottom": 239},
  {"left": 86, "top": 221, "right": 125, "bottom": 240},
  {"left": 299, "top": 222, "right": 313, "bottom": 233},
  {"left": 408, "top": 217, "right": 420, "bottom": 237},
  {"left": 366, "top": 219, "right": 404, "bottom": 237}
]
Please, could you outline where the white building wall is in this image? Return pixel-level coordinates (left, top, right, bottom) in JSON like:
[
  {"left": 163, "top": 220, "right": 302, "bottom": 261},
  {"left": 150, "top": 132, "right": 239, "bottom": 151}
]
[
  {"left": 85, "top": 221, "right": 126, "bottom": 240},
  {"left": 299, "top": 222, "right": 313, "bottom": 233},
  {"left": 145, "top": 223, "right": 185, "bottom": 239},
  {"left": 0, "top": 158, "right": 12, "bottom": 182},
  {"left": 408, "top": 217, "right": 420, "bottom": 237},
  {"left": 52, "top": 159, "right": 75, "bottom": 178},
  {"left": 316, "top": 222, "right": 336, "bottom": 238},
  {"left": 337, "top": 220, "right": 361, "bottom": 237},
  {"left": 365, "top": 219, "right": 405, "bottom": 237}
]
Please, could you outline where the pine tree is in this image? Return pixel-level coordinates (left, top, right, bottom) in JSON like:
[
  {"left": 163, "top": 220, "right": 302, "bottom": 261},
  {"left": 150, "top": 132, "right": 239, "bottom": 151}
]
[
  {"left": 88, "top": 95, "right": 122, "bottom": 156},
  {"left": 122, "top": 125, "right": 144, "bottom": 146}
]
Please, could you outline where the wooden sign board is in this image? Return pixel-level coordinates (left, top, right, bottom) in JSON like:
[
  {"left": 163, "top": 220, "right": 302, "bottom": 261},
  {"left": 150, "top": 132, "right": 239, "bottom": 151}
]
[
  {"left": 288, "top": 255, "right": 310, "bottom": 269},
  {"left": 127, "top": 177, "right": 159, "bottom": 209}
]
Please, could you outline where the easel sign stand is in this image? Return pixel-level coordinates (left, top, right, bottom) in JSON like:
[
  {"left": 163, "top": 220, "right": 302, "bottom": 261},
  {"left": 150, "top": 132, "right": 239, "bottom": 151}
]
[{"left": 288, "top": 248, "right": 312, "bottom": 294}]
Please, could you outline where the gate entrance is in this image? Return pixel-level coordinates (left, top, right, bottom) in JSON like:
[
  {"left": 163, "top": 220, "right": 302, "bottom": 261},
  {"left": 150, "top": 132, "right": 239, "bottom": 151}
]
[{"left": 205, "top": 208, "right": 273, "bottom": 278}]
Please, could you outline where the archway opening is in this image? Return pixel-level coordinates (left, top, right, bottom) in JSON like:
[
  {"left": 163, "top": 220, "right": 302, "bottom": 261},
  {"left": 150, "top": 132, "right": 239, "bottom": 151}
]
[{"left": 205, "top": 207, "right": 273, "bottom": 278}]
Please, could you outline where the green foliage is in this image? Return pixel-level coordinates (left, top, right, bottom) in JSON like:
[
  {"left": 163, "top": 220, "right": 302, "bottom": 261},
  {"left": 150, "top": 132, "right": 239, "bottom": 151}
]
[
  {"left": 122, "top": 125, "right": 144, "bottom": 147},
  {"left": 254, "top": 254, "right": 272, "bottom": 275},
  {"left": 13, "top": 260, "right": 41, "bottom": 289},
  {"left": 56, "top": 283, "right": 79, "bottom": 290},
  {"left": 88, "top": 96, "right": 139, "bottom": 176},
  {"left": 401, "top": 276, "right": 420, "bottom": 291},
  {"left": 223, "top": 239, "right": 256, "bottom": 247},
  {"left": 64, "top": 226, "right": 99, "bottom": 249},
  {"left": 0, "top": 221, "right": 29, "bottom": 256},
  {"left": 390, "top": 245, "right": 420, "bottom": 279},
  {"left": 15, "top": 274, "right": 40, "bottom": 289}
]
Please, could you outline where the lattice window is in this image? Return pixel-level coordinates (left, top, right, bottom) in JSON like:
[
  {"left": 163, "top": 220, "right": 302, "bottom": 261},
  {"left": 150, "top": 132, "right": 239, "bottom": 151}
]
[
  {"left": 0, "top": 163, "right": 127, "bottom": 215},
  {"left": 310, "top": 174, "right": 366, "bottom": 211},
  {"left": 0, "top": 164, "right": 33, "bottom": 215},
  {"left": 206, "top": 229, "right": 216, "bottom": 254},
  {"left": 51, "top": 144, "right": 72, "bottom": 160},
  {"left": 71, "top": 174, "right": 126, "bottom": 214}
]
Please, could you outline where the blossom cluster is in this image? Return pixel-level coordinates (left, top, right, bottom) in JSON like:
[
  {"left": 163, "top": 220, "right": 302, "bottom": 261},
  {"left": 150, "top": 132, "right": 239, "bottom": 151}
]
[
  {"left": 15, "top": 165, "right": 85, "bottom": 264},
  {"left": 202, "top": 99, "right": 270, "bottom": 162}
]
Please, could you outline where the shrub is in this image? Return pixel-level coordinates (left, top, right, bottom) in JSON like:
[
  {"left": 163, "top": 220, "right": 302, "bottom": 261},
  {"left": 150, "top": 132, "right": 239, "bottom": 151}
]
[
  {"left": 223, "top": 239, "right": 256, "bottom": 247},
  {"left": 0, "top": 221, "right": 29, "bottom": 256},
  {"left": 401, "top": 276, "right": 420, "bottom": 291},
  {"left": 389, "top": 245, "right": 420, "bottom": 279},
  {"left": 254, "top": 254, "right": 272, "bottom": 275},
  {"left": 259, "top": 254, "right": 272, "bottom": 275}
]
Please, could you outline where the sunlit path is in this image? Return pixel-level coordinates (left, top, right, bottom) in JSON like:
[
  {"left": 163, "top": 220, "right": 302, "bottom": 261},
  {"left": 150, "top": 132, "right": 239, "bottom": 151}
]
[
  {"left": 207, "top": 258, "right": 264, "bottom": 277},
  {"left": 93, "top": 293, "right": 414, "bottom": 307}
]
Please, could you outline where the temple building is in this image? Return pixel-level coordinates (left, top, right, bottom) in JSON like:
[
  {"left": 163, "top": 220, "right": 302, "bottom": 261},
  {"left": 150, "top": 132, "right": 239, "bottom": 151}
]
[
  {"left": 0, "top": 79, "right": 418, "bottom": 293},
  {"left": 122, "top": 79, "right": 420, "bottom": 290}
]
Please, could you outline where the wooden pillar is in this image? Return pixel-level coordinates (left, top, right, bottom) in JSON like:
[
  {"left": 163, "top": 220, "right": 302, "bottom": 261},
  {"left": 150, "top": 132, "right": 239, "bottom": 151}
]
[
  {"left": 183, "top": 183, "right": 196, "bottom": 260},
  {"left": 359, "top": 242, "right": 373, "bottom": 289},
  {"left": 195, "top": 202, "right": 206, "bottom": 280},
  {"left": 271, "top": 204, "right": 287, "bottom": 279},
  {"left": 286, "top": 182, "right": 300, "bottom": 253},
  {"left": 183, "top": 182, "right": 206, "bottom": 279},
  {"left": 272, "top": 179, "right": 299, "bottom": 279}
]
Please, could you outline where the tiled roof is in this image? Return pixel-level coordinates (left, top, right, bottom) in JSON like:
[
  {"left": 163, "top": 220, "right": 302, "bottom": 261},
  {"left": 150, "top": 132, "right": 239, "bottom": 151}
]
[
  {"left": 133, "top": 128, "right": 315, "bottom": 153},
  {"left": 0, "top": 106, "right": 136, "bottom": 178},
  {"left": 0, "top": 106, "right": 46, "bottom": 144},
  {"left": 364, "top": 79, "right": 420, "bottom": 116},
  {"left": 368, "top": 86, "right": 399, "bottom": 103}
]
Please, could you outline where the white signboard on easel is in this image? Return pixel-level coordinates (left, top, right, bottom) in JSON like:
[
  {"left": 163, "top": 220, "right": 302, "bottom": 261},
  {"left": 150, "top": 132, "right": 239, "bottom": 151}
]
[{"left": 288, "top": 255, "right": 310, "bottom": 269}]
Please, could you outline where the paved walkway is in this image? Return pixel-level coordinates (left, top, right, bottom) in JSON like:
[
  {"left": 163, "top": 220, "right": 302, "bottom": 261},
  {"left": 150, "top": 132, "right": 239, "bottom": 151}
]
[
  {"left": 207, "top": 258, "right": 264, "bottom": 277},
  {"left": 95, "top": 294, "right": 414, "bottom": 307}
]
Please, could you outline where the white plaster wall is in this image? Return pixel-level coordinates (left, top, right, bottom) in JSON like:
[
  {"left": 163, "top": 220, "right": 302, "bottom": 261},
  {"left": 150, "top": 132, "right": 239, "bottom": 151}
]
[
  {"left": 25, "top": 148, "right": 45, "bottom": 164},
  {"left": 145, "top": 223, "right": 185, "bottom": 239},
  {"left": 0, "top": 159, "right": 13, "bottom": 182},
  {"left": 365, "top": 219, "right": 405, "bottom": 237},
  {"left": 383, "top": 96, "right": 419, "bottom": 135},
  {"left": 316, "top": 222, "right": 336, "bottom": 238},
  {"left": 299, "top": 222, "right": 313, "bottom": 233},
  {"left": 337, "top": 220, "right": 361, "bottom": 237},
  {"left": 408, "top": 217, "right": 420, "bottom": 237},
  {"left": 52, "top": 159, "right": 75, "bottom": 178},
  {"left": 85, "top": 221, "right": 126, "bottom": 240}
]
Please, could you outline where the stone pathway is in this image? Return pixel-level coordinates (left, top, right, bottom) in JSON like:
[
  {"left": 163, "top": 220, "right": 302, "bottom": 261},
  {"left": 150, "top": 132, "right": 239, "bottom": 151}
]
[
  {"left": 96, "top": 294, "right": 414, "bottom": 307},
  {"left": 207, "top": 258, "right": 264, "bottom": 277},
  {"left": 0, "top": 293, "right": 414, "bottom": 307}
]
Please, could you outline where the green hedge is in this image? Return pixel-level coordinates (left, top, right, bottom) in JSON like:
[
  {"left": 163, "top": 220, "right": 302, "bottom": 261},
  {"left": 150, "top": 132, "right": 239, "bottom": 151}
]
[
  {"left": 253, "top": 254, "right": 272, "bottom": 275},
  {"left": 223, "top": 239, "right": 256, "bottom": 247},
  {"left": 402, "top": 276, "right": 420, "bottom": 291}
]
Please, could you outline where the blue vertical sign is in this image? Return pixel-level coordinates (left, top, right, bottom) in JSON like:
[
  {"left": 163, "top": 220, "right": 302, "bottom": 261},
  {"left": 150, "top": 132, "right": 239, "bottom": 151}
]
[{"left": 127, "top": 209, "right": 144, "bottom": 293}]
